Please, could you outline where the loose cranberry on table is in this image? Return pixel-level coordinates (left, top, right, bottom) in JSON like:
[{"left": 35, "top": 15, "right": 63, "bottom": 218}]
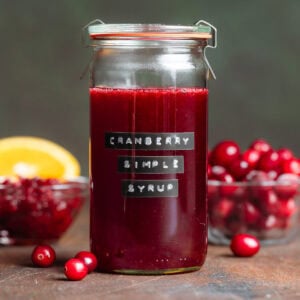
[
  {"left": 210, "top": 140, "right": 240, "bottom": 168},
  {"left": 64, "top": 258, "right": 88, "bottom": 281},
  {"left": 230, "top": 234, "right": 260, "bottom": 257},
  {"left": 75, "top": 251, "right": 98, "bottom": 273},
  {"left": 31, "top": 244, "right": 56, "bottom": 267}
]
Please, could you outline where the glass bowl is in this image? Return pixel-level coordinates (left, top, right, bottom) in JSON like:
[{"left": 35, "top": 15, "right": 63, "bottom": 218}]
[
  {"left": 0, "top": 176, "right": 89, "bottom": 245},
  {"left": 208, "top": 176, "right": 299, "bottom": 245}
]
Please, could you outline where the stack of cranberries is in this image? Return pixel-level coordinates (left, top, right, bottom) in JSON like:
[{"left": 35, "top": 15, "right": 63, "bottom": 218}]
[
  {"left": 208, "top": 139, "right": 299, "bottom": 242},
  {"left": 0, "top": 177, "right": 87, "bottom": 244}
]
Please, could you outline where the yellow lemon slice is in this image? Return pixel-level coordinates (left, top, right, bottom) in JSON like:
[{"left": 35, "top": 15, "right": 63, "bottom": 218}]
[{"left": 0, "top": 136, "right": 80, "bottom": 179}]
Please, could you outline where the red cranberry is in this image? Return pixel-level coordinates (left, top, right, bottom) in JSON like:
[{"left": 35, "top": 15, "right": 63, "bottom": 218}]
[
  {"left": 242, "top": 149, "right": 260, "bottom": 168},
  {"left": 210, "top": 167, "right": 238, "bottom": 196},
  {"left": 207, "top": 181, "right": 219, "bottom": 199},
  {"left": 246, "top": 170, "right": 270, "bottom": 182},
  {"left": 219, "top": 182, "right": 240, "bottom": 197},
  {"left": 210, "top": 141, "right": 240, "bottom": 168},
  {"left": 246, "top": 171, "right": 273, "bottom": 200},
  {"left": 281, "top": 159, "right": 300, "bottom": 175},
  {"left": 230, "top": 234, "right": 260, "bottom": 257},
  {"left": 210, "top": 165, "right": 227, "bottom": 180},
  {"left": 276, "top": 198, "right": 297, "bottom": 218},
  {"left": 257, "top": 215, "right": 277, "bottom": 230},
  {"left": 275, "top": 173, "right": 299, "bottom": 198},
  {"left": 258, "top": 151, "right": 280, "bottom": 172},
  {"left": 64, "top": 258, "right": 88, "bottom": 281},
  {"left": 267, "top": 170, "right": 279, "bottom": 180},
  {"left": 211, "top": 197, "right": 235, "bottom": 219},
  {"left": 276, "top": 218, "right": 291, "bottom": 230},
  {"left": 31, "top": 244, "right": 56, "bottom": 267},
  {"left": 243, "top": 202, "right": 260, "bottom": 225},
  {"left": 207, "top": 164, "right": 212, "bottom": 178},
  {"left": 250, "top": 139, "right": 272, "bottom": 154},
  {"left": 257, "top": 190, "right": 279, "bottom": 215},
  {"left": 228, "top": 159, "right": 251, "bottom": 181},
  {"left": 75, "top": 251, "right": 98, "bottom": 273},
  {"left": 277, "top": 148, "right": 294, "bottom": 163}
]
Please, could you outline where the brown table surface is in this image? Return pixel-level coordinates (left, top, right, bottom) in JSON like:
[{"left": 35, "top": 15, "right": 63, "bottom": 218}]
[{"left": 1, "top": 203, "right": 300, "bottom": 300}]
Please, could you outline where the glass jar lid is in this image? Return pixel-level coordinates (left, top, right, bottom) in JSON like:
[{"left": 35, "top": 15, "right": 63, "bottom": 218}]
[{"left": 84, "top": 19, "right": 217, "bottom": 47}]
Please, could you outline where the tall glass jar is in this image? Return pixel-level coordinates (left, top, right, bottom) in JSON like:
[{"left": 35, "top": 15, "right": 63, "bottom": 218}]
[{"left": 86, "top": 20, "right": 217, "bottom": 274}]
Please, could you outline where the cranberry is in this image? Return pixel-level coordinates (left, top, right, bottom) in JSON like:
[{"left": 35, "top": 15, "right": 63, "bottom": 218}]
[
  {"left": 210, "top": 141, "right": 240, "bottom": 168},
  {"left": 64, "top": 258, "right": 88, "bottom": 281},
  {"left": 267, "top": 170, "right": 279, "bottom": 180},
  {"left": 75, "top": 251, "right": 98, "bottom": 273},
  {"left": 31, "top": 244, "right": 56, "bottom": 267},
  {"left": 277, "top": 148, "right": 294, "bottom": 163},
  {"left": 256, "top": 190, "right": 279, "bottom": 215},
  {"left": 246, "top": 170, "right": 270, "bottom": 182},
  {"left": 242, "top": 149, "right": 260, "bottom": 168},
  {"left": 275, "top": 173, "right": 299, "bottom": 198},
  {"left": 228, "top": 159, "right": 251, "bottom": 181},
  {"left": 207, "top": 181, "right": 219, "bottom": 199},
  {"left": 276, "top": 198, "right": 297, "bottom": 218},
  {"left": 257, "top": 215, "right": 277, "bottom": 230},
  {"left": 207, "top": 164, "right": 212, "bottom": 178},
  {"left": 243, "top": 201, "right": 260, "bottom": 225},
  {"left": 230, "top": 234, "right": 260, "bottom": 257},
  {"left": 219, "top": 182, "right": 240, "bottom": 197},
  {"left": 210, "top": 165, "right": 227, "bottom": 180},
  {"left": 210, "top": 167, "right": 238, "bottom": 196},
  {"left": 281, "top": 159, "right": 300, "bottom": 175},
  {"left": 211, "top": 197, "right": 235, "bottom": 219},
  {"left": 250, "top": 139, "right": 272, "bottom": 154},
  {"left": 258, "top": 151, "right": 280, "bottom": 172}
]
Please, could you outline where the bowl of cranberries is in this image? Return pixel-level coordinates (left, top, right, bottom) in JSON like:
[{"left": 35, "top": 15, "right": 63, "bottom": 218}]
[
  {"left": 0, "top": 176, "right": 89, "bottom": 245},
  {"left": 208, "top": 139, "right": 300, "bottom": 245}
]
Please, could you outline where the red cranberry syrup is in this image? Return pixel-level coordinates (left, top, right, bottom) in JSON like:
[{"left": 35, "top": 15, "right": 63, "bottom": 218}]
[{"left": 90, "top": 87, "right": 208, "bottom": 273}]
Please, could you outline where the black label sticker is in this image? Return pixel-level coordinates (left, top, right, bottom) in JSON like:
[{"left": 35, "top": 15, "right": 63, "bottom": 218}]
[
  {"left": 105, "top": 132, "right": 194, "bottom": 150},
  {"left": 118, "top": 156, "right": 184, "bottom": 174},
  {"left": 122, "top": 179, "right": 178, "bottom": 198}
]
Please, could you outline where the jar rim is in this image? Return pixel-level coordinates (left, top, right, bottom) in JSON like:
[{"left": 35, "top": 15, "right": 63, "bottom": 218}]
[{"left": 88, "top": 23, "right": 212, "bottom": 40}]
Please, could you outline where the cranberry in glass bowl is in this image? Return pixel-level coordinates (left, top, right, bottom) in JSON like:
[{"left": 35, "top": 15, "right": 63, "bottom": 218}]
[
  {"left": 208, "top": 139, "right": 300, "bottom": 245},
  {"left": 0, "top": 176, "right": 89, "bottom": 245}
]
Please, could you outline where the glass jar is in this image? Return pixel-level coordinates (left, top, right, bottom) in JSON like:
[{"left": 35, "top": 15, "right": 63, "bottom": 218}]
[{"left": 85, "top": 20, "right": 217, "bottom": 274}]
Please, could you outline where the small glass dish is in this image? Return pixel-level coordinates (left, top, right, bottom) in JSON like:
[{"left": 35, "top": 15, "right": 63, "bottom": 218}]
[
  {"left": 208, "top": 176, "right": 299, "bottom": 245},
  {"left": 0, "top": 176, "right": 89, "bottom": 245}
]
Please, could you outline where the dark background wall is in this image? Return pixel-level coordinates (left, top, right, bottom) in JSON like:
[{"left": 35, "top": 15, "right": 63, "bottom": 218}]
[{"left": 1, "top": 0, "right": 299, "bottom": 175}]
